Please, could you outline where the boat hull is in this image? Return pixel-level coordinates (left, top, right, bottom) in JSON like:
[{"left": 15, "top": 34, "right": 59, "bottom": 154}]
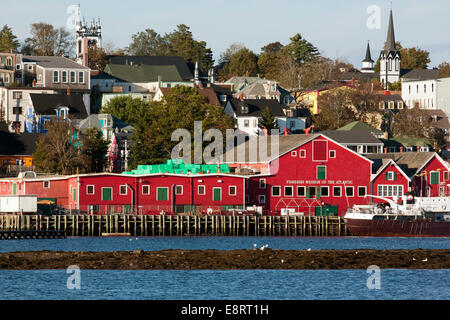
[{"left": 344, "top": 218, "right": 450, "bottom": 237}]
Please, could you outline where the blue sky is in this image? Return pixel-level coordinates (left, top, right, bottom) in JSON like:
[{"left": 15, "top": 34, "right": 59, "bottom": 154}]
[{"left": 2, "top": 0, "right": 450, "bottom": 68}]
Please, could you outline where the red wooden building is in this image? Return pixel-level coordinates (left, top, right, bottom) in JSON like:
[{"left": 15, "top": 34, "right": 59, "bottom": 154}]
[
  {"left": 368, "top": 152, "right": 450, "bottom": 199},
  {"left": 224, "top": 134, "right": 374, "bottom": 216},
  {"left": 0, "top": 173, "right": 247, "bottom": 215}
]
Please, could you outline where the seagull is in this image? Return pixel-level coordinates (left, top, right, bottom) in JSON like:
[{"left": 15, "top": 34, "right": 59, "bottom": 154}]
[
  {"left": 307, "top": 248, "right": 312, "bottom": 252},
  {"left": 422, "top": 258, "right": 428, "bottom": 262},
  {"left": 253, "top": 244, "right": 257, "bottom": 251},
  {"left": 281, "top": 259, "right": 285, "bottom": 263},
  {"left": 413, "top": 257, "right": 417, "bottom": 261},
  {"left": 355, "top": 251, "right": 359, "bottom": 255}
]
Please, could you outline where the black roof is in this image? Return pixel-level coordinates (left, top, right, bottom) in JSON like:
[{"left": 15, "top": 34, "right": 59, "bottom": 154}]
[
  {"left": 29, "top": 94, "right": 87, "bottom": 119},
  {"left": 320, "top": 130, "right": 384, "bottom": 145},
  {"left": 231, "top": 99, "right": 286, "bottom": 117},
  {"left": 362, "top": 42, "right": 374, "bottom": 63},
  {"left": 0, "top": 122, "right": 40, "bottom": 156},
  {"left": 107, "top": 56, "right": 194, "bottom": 81}
]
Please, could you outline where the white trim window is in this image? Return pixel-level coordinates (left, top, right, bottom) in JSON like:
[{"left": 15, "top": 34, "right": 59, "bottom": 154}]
[
  {"left": 198, "top": 185, "right": 206, "bottom": 195},
  {"left": 53, "top": 71, "right": 59, "bottom": 83},
  {"left": 86, "top": 185, "right": 95, "bottom": 195},
  {"left": 284, "top": 186, "right": 294, "bottom": 197},
  {"left": 43, "top": 181, "right": 50, "bottom": 189},
  {"left": 300, "top": 150, "right": 306, "bottom": 158},
  {"left": 333, "top": 186, "right": 342, "bottom": 197},
  {"left": 345, "top": 186, "right": 354, "bottom": 197},
  {"left": 70, "top": 71, "right": 76, "bottom": 83},
  {"left": 229, "top": 186, "right": 237, "bottom": 196},
  {"left": 78, "top": 71, "right": 84, "bottom": 84},
  {"left": 62, "top": 71, "right": 68, "bottom": 83},
  {"left": 320, "top": 186, "right": 329, "bottom": 197},
  {"left": 258, "top": 195, "right": 266, "bottom": 204},
  {"left": 358, "top": 186, "right": 367, "bottom": 197},
  {"left": 297, "top": 186, "right": 306, "bottom": 197},
  {"left": 259, "top": 179, "right": 266, "bottom": 189},
  {"left": 119, "top": 185, "right": 127, "bottom": 195},
  {"left": 272, "top": 186, "right": 281, "bottom": 197},
  {"left": 377, "top": 185, "right": 404, "bottom": 197},
  {"left": 142, "top": 185, "right": 150, "bottom": 195},
  {"left": 175, "top": 185, "right": 183, "bottom": 195}
]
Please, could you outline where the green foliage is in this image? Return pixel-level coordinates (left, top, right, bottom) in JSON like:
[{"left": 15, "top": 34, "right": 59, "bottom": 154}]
[
  {"left": 258, "top": 107, "right": 280, "bottom": 133},
  {"left": 286, "top": 33, "right": 320, "bottom": 66},
  {"left": 33, "top": 119, "right": 84, "bottom": 175},
  {"left": 438, "top": 62, "right": 450, "bottom": 78},
  {"left": 126, "top": 24, "right": 213, "bottom": 70},
  {"left": 400, "top": 47, "right": 431, "bottom": 70},
  {"left": 23, "top": 22, "right": 73, "bottom": 56},
  {"left": 388, "top": 80, "right": 402, "bottom": 91},
  {"left": 101, "top": 96, "right": 151, "bottom": 126},
  {"left": 81, "top": 128, "right": 109, "bottom": 173},
  {"left": 0, "top": 25, "right": 19, "bottom": 53},
  {"left": 126, "top": 86, "right": 234, "bottom": 168},
  {"left": 312, "top": 89, "right": 356, "bottom": 130}
]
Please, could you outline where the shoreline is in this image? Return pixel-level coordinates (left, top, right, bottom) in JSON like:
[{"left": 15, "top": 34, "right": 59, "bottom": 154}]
[{"left": 1, "top": 249, "right": 449, "bottom": 270}]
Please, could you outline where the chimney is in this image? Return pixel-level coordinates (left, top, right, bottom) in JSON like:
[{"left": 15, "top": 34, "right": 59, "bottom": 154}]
[
  {"left": 384, "top": 90, "right": 391, "bottom": 96},
  {"left": 245, "top": 71, "right": 249, "bottom": 78},
  {"left": 417, "top": 146, "right": 421, "bottom": 153},
  {"left": 384, "top": 147, "right": 388, "bottom": 154},
  {"left": 67, "top": 88, "right": 71, "bottom": 96},
  {"left": 32, "top": 79, "right": 36, "bottom": 87},
  {"left": 239, "top": 93, "right": 244, "bottom": 101},
  {"left": 400, "top": 147, "right": 403, "bottom": 153}
]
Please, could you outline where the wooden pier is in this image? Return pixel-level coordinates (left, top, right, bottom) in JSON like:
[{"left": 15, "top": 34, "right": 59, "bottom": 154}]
[
  {"left": 0, "top": 214, "right": 350, "bottom": 237},
  {"left": 0, "top": 230, "right": 66, "bottom": 240}
]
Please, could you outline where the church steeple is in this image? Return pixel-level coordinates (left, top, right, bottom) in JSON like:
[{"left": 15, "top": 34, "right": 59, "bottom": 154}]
[
  {"left": 361, "top": 41, "right": 374, "bottom": 73},
  {"left": 384, "top": 9, "right": 396, "bottom": 52},
  {"left": 379, "top": 9, "right": 401, "bottom": 88}
]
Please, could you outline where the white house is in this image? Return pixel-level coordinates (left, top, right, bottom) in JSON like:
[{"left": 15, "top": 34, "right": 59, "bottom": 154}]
[{"left": 402, "top": 77, "right": 450, "bottom": 115}]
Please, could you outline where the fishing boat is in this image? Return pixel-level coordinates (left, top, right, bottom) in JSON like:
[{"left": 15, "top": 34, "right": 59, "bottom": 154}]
[{"left": 344, "top": 195, "right": 450, "bottom": 237}]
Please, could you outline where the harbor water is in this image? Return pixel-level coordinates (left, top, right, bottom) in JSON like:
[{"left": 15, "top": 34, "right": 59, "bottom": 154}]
[{"left": 0, "top": 237, "right": 449, "bottom": 300}]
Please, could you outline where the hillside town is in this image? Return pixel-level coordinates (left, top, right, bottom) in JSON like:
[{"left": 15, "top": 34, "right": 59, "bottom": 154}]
[{"left": 1, "top": 7, "right": 450, "bottom": 217}]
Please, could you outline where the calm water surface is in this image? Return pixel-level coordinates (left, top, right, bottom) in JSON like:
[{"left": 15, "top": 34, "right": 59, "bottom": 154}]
[
  {"left": 0, "top": 269, "right": 449, "bottom": 300},
  {"left": 0, "top": 236, "right": 449, "bottom": 253}
]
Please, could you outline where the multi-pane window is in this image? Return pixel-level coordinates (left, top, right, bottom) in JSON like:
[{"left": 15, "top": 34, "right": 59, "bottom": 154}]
[
  {"left": 229, "top": 186, "right": 236, "bottom": 196},
  {"left": 62, "top": 71, "right": 67, "bottom": 83},
  {"left": 358, "top": 187, "right": 367, "bottom": 197},
  {"left": 198, "top": 185, "right": 205, "bottom": 195},
  {"left": 297, "top": 186, "right": 306, "bottom": 197},
  {"left": 142, "top": 185, "right": 150, "bottom": 195},
  {"left": 53, "top": 71, "right": 59, "bottom": 83},
  {"left": 320, "top": 187, "right": 329, "bottom": 197},
  {"left": 175, "top": 185, "right": 183, "bottom": 195},
  {"left": 284, "top": 186, "right": 293, "bottom": 197},
  {"left": 377, "top": 185, "right": 404, "bottom": 197},
  {"left": 272, "top": 186, "right": 281, "bottom": 197},
  {"left": 78, "top": 72, "right": 84, "bottom": 83},
  {"left": 345, "top": 187, "right": 354, "bottom": 197},
  {"left": 86, "top": 185, "right": 94, "bottom": 195},
  {"left": 70, "top": 71, "right": 76, "bottom": 83}
]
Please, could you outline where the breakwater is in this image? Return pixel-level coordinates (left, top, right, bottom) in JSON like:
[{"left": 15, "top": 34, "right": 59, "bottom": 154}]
[{"left": 0, "top": 215, "right": 350, "bottom": 237}]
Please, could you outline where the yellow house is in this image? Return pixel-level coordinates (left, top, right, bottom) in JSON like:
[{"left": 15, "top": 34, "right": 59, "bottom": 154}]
[{"left": 296, "top": 82, "right": 356, "bottom": 115}]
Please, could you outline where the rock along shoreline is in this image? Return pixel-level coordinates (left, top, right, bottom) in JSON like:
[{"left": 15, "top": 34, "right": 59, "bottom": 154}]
[{"left": 1, "top": 249, "right": 449, "bottom": 270}]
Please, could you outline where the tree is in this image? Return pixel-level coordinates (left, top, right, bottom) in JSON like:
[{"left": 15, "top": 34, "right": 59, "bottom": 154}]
[
  {"left": 438, "top": 62, "right": 450, "bottom": 78},
  {"left": 258, "top": 107, "right": 280, "bottom": 134},
  {"left": 388, "top": 80, "right": 402, "bottom": 91},
  {"left": 129, "top": 86, "right": 234, "bottom": 167},
  {"left": 88, "top": 45, "right": 108, "bottom": 71},
  {"left": 286, "top": 33, "right": 320, "bottom": 66},
  {"left": 348, "top": 82, "right": 382, "bottom": 121},
  {"left": 223, "top": 47, "right": 259, "bottom": 79},
  {"left": 218, "top": 43, "right": 246, "bottom": 65},
  {"left": 258, "top": 43, "right": 285, "bottom": 81},
  {"left": 33, "top": 119, "right": 85, "bottom": 175},
  {"left": 126, "top": 28, "right": 169, "bottom": 56},
  {"left": 391, "top": 106, "right": 429, "bottom": 138},
  {"left": 24, "top": 23, "right": 74, "bottom": 56},
  {"left": 0, "top": 25, "right": 19, "bottom": 53},
  {"left": 101, "top": 95, "right": 151, "bottom": 126},
  {"left": 312, "top": 89, "right": 356, "bottom": 130},
  {"left": 166, "top": 24, "right": 213, "bottom": 70},
  {"left": 400, "top": 47, "right": 431, "bottom": 70},
  {"left": 81, "top": 128, "right": 108, "bottom": 173}
]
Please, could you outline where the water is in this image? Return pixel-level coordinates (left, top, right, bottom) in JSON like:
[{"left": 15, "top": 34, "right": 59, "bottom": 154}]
[
  {"left": 0, "top": 236, "right": 449, "bottom": 253},
  {"left": 1, "top": 237, "right": 448, "bottom": 300},
  {"left": 0, "top": 269, "right": 449, "bottom": 300}
]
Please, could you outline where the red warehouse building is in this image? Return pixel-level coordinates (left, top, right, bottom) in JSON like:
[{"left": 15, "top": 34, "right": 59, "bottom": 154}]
[
  {"left": 223, "top": 134, "right": 374, "bottom": 216},
  {"left": 0, "top": 173, "right": 247, "bottom": 215},
  {"left": 368, "top": 152, "right": 450, "bottom": 199}
]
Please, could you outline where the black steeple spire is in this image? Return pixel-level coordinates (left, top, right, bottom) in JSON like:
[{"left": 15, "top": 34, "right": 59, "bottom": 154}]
[
  {"left": 384, "top": 9, "right": 397, "bottom": 51},
  {"left": 362, "top": 41, "right": 374, "bottom": 62}
]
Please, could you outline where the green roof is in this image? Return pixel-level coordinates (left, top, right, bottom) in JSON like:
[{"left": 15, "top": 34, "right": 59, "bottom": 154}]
[
  {"left": 124, "top": 160, "right": 231, "bottom": 175},
  {"left": 382, "top": 138, "right": 431, "bottom": 148},
  {"left": 104, "top": 64, "right": 184, "bottom": 83},
  {"left": 337, "top": 121, "right": 383, "bottom": 134}
]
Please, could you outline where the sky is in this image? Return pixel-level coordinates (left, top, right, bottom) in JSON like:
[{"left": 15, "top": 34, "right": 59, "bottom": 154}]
[{"left": 2, "top": 0, "right": 450, "bottom": 68}]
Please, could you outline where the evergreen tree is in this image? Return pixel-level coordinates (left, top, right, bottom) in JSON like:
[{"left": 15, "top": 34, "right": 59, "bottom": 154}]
[
  {"left": 258, "top": 107, "right": 280, "bottom": 134},
  {"left": 81, "top": 128, "right": 108, "bottom": 173},
  {"left": 286, "top": 33, "right": 320, "bottom": 66},
  {"left": 0, "top": 25, "right": 19, "bottom": 53}
]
